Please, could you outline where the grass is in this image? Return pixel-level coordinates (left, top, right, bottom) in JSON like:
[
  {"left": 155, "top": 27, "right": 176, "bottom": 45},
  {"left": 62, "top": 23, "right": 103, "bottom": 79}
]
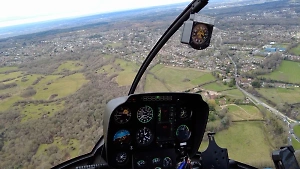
[
  {"left": 20, "top": 101, "right": 65, "bottom": 122},
  {"left": 99, "top": 64, "right": 117, "bottom": 75},
  {"left": 261, "top": 60, "right": 300, "bottom": 83},
  {"left": 100, "top": 61, "right": 216, "bottom": 89},
  {"left": 190, "top": 73, "right": 216, "bottom": 86},
  {"left": 144, "top": 74, "right": 170, "bottom": 92},
  {"left": 150, "top": 65, "right": 215, "bottom": 91},
  {"left": 114, "top": 59, "right": 140, "bottom": 86},
  {"left": 0, "top": 71, "right": 23, "bottom": 82},
  {"left": 294, "top": 125, "right": 300, "bottom": 138},
  {"left": 0, "top": 66, "right": 18, "bottom": 73},
  {"left": 36, "top": 137, "right": 80, "bottom": 158},
  {"left": 199, "top": 121, "right": 273, "bottom": 166},
  {"left": 227, "top": 104, "right": 263, "bottom": 121},
  {"left": 34, "top": 73, "right": 88, "bottom": 100},
  {"left": 257, "top": 87, "right": 300, "bottom": 105},
  {"left": 292, "top": 137, "right": 300, "bottom": 150},
  {"left": 54, "top": 61, "right": 84, "bottom": 73},
  {"left": 12, "top": 74, "right": 41, "bottom": 87},
  {"left": 0, "top": 96, "right": 22, "bottom": 111},
  {"left": 98, "top": 59, "right": 140, "bottom": 86},
  {"left": 35, "top": 75, "right": 62, "bottom": 86},
  {"left": 202, "top": 82, "right": 233, "bottom": 92},
  {"left": 290, "top": 44, "right": 300, "bottom": 55},
  {"left": 221, "top": 89, "right": 245, "bottom": 99}
]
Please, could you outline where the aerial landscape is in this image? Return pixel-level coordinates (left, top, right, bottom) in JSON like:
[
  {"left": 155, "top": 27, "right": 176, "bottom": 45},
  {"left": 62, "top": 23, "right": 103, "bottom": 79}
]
[{"left": 0, "top": 0, "right": 300, "bottom": 168}]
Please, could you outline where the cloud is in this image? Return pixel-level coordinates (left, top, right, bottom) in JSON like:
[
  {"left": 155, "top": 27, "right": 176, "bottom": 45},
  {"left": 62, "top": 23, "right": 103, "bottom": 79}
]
[{"left": 0, "top": 0, "right": 189, "bottom": 27}]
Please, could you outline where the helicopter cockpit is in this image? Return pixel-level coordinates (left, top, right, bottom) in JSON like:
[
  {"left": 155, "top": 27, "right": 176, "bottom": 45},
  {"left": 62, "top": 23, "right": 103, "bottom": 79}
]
[{"left": 52, "top": 0, "right": 300, "bottom": 169}]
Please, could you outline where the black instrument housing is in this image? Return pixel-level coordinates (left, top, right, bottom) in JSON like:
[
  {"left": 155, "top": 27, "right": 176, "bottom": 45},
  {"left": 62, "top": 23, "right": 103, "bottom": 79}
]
[{"left": 103, "top": 93, "right": 209, "bottom": 168}]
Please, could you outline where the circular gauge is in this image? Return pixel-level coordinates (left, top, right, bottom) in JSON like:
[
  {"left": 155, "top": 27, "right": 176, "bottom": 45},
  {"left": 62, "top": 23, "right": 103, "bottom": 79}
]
[
  {"left": 152, "top": 157, "right": 161, "bottom": 165},
  {"left": 136, "top": 127, "right": 153, "bottom": 146},
  {"left": 176, "top": 125, "right": 191, "bottom": 142},
  {"left": 116, "top": 152, "right": 128, "bottom": 164},
  {"left": 137, "top": 106, "right": 153, "bottom": 123},
  {"left": 113, "top": 130, "right": 131, "bottom": 145},
  {"left": 163, "top": 157, "right": 172, "bottom": 168},
  {"left": 179, "top": 107, "right": 191, "bottom": 119},
  {"left": 191, "top": 23, "right": 209, "bottom": 45},
  {"left": 114, "top": 106, "right": 131, "bottom": 124},
  {"left": 136, "top": 160, "right": 146, "bottom": 167}
]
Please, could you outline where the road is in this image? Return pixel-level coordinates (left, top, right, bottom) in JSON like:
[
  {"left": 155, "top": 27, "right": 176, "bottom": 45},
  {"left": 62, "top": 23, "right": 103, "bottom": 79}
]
[{"left": 227, "top": 54, "right": 299, "bottom": 145}]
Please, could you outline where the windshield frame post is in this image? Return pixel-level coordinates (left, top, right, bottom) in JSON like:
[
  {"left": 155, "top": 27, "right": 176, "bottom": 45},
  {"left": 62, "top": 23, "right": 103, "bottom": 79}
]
[{"left": 128, "top": 0, "right": 209, "bottom": 95}]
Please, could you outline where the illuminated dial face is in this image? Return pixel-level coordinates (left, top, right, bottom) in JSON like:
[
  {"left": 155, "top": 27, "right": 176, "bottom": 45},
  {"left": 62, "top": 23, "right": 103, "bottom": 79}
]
[
  {"left": 116, "top": 152, "right": 128, "bottom": 164},
  {"left": 163, "top": 157, "right": 172, "bottom": 168},
  {"left": 113, "top": 130, "right": 131, "bottom": 145},
  {"left": 176, "top": 125, "right": 191, "bottom": 142},
  {"left": 136, "top": 127, "right": 153, "bottom": 146},
  {"left": 114, "top": 106, "right": 131, "bottom": 124},
  {"left": 191, "top": 23, "right": 209, "bottom": 45},
  {"left": 180, "top": 108, "right": 188, "bottom": 119},
  {"left": 137, "top": 106, "right": 153, "bottom": 123},
  {"left": 179, "top": 107, "right": 192, "bottom": 119}
]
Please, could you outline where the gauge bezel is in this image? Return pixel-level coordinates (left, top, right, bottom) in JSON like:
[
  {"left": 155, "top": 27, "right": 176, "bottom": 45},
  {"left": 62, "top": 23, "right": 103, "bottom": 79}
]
[
  {"left": 162, "top": 157, "right": 173, "bottom": 168},
  {"left": 179, "top": 107, "right": 192, "bottom": 119},
  {"left": 115, "top": 152, "right": 129, "bottom": 165},
  {"left": 113, "top": 129, "right": 131, "bottom": 146},
  {"left": 136, "top": 127, "right": 154, "bottom": 146},
  {"left": 176, "top": 124, "right": 191, "bottom": 142},
  {"left": 137, "top": 105, "right": 154, "bottom": 123},
  {"left": 191, "top": 23, "right": 209, "bottom": 45},
  {"left": 114, "top": 106, "right": 132, "bottom": 124}
]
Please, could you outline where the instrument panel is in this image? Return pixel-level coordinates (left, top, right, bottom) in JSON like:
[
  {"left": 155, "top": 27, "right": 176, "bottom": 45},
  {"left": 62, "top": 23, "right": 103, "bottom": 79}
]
[{"left": 104, "top": 93, "right": 209, "bottom": 169}]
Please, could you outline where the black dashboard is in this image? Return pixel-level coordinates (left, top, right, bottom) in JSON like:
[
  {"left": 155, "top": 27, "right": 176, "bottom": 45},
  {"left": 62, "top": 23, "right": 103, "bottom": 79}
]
[{"left": 103, "top": 93, "right": 209, "bottom": 169}]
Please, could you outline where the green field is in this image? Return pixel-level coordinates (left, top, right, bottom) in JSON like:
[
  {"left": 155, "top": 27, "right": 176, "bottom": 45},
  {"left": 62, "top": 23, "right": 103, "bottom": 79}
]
[
  {"left": 115, "top": 59, "right": 140, "bottom": 86},
  {"left": 34, "top": 73, "right": 88, "bottom": 100},
  {"left": 100, "top": 62, "right": 216, "bottom": 91},
  {"left": 200, "top": 121, "right": 273, "bottom": 166},
  {"left": 294, "top": 125, "right": 300, "bottom": 138},
  {"left": 144, "top": 74, "right": 170, "bottom": 92},
  {"left": 14, "top": 74, "right": 41, "bottom": 87},
  {"left": 99, "top": 59, "right": 139, "bottom": 86},
  {"left": 257, "top": 87, "right": 300, "bottom": 105},
  {"left": 54, "top": 61, "right": 84, "bottom": 74},
  {"left": 0, "top": 96, "right": 22, "bottom": 111},
  {"left": 290, "top": 44, "right": 300, "bottom": 55},
  {"left": 261, "top": 60, "right": 300, "bottom": 83},
  {"left": 202, "top": 82, "right": 233, "bottom": 92},
  {"left": 0, "top": 66, "right": 18, "bottom": 73},
  {"left": 292, "top": 137, "right": 300, "bottom": 150},
  {"left": 227, "top": 104, "right": 263, "bottom": 121},
  {"left": 0, "top": 71, "right": 23, "bottom": 82},
  {"left": 20, "top": 101, "right": 65, "bottom": 122},
  {"left": 221, "top": 89, "right": 245, "bottom": 99},
  {"left": 0, "top": 64, "right": 88, "bottom": 113},
  {"left": 100, "top": 64, "right": 117, "bottom": 75},
  {"left": 36, "top": 137, "right": 80, "bottom": 158},
  {"left": 149, "top": 65, "right": 215, "bottom": 91}
]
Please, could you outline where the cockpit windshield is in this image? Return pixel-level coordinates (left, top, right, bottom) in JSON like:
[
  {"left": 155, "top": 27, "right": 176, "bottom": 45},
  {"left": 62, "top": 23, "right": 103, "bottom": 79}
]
[{"left": 0, "top": 0, "right": 300, "bottom": 169}]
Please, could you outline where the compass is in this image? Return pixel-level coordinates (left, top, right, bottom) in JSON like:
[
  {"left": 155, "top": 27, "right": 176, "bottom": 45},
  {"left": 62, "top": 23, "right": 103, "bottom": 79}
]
[{"left": 191, "top": 23, "right": 209, "bottom": 45}]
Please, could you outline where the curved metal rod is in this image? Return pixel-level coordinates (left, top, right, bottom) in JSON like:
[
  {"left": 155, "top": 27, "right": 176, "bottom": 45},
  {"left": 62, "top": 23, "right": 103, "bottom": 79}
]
[{"left": 128, "top": 0, "right": 209, "bottom": 95}]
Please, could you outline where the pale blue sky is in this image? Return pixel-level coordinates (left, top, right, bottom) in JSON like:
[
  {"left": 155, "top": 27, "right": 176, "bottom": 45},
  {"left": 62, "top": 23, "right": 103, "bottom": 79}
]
[{"left": 0, "top": 0, "right": 190, "bottom": 28}]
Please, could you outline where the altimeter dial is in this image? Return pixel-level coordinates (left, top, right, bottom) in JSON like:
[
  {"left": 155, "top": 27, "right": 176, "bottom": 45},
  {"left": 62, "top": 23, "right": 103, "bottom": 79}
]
[{"left": 137, "top": 105, "right": 153, "bottom": 123}]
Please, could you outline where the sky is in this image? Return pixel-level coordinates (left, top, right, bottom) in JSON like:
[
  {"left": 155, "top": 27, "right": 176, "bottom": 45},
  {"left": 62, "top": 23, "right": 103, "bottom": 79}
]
[{"left": 0, "top": 0, "right": 190, "bottom": 28}]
